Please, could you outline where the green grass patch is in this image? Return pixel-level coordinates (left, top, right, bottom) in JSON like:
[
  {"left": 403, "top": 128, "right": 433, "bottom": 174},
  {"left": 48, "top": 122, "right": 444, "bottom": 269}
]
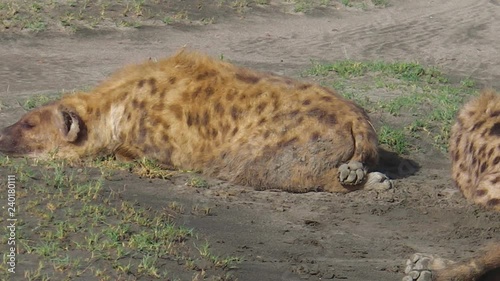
[
  {"left": 22, "top": 93, "right": 61, "bottom": 110},
  {"left": 304, "top": 60, "right": 478, "bottom": 154},
  {"left": 0, "top": 158, "right": 239, "bottom": 280}
]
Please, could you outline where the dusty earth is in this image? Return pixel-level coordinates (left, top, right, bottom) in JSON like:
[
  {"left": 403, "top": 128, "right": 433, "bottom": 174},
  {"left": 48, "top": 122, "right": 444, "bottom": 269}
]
[{"left": 1, "top": 0, "right": 500, "bottom": 280}]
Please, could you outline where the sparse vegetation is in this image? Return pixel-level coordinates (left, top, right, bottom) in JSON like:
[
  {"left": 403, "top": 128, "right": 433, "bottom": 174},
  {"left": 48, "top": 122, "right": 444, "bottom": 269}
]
[
  {"left": 23, "top": 93, "right": 61, "bottom": 110},
  {"left": 0, "top": 157, "right": 239, "bottom": 280},
  {"left": 0, "top": 0, "right": 389, "bottom": 33},
  {"left": 304, "top": 60, "right": 477, "bottom": 154}
]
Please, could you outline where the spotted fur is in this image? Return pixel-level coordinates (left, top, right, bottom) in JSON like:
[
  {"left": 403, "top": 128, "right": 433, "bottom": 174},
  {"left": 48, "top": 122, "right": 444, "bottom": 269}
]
[
  {"left": 0, "top": 50, "right": 390, "bottom": 192},
  {"left": 450, "top": 89, "right": 500, "bottom": 211},
  {"left": 422, "top": 89, "right": 500, "bottom": 281}
]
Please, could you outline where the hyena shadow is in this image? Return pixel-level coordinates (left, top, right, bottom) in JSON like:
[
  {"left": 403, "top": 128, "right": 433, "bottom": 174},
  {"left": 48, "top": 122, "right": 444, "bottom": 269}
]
[{"left": 377, "top": 148, "right": 420, "bottom": 180}]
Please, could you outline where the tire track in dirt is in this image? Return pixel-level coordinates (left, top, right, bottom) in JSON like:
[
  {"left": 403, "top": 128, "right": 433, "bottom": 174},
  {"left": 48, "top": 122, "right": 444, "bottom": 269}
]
[{"left": 227, "top": 0, "right": 499, "bottom": 86}]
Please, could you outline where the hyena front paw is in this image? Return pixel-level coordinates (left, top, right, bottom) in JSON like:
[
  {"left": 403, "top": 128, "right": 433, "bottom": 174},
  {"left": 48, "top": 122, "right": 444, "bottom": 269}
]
[
  {"left": 402, "top": 253, "right": 434, "bottom": 281},
  {"left": 402, "top": 253, "right": 454, "bottom": 281},
  {"left": 338, "top": 161, "right": 367, "bottom": 185}
]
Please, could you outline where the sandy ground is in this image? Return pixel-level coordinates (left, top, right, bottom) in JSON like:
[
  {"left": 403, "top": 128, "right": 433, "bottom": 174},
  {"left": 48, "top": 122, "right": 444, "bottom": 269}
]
[{"left": 1, "top": 0, "right": 500, "bottom": 280}]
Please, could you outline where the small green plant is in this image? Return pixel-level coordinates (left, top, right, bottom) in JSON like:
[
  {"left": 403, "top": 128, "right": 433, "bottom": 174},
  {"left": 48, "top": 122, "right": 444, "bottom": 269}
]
[
  {"left": 372, "top": 0, "right": 389, "bottom": 7},
  {"left": 378, "top": 125, "right": 409, "bottom": 154},
  {"left": 162, "top": 16, "right": 173, "bottom": 24},
  {"left": 23, "top": 94, "right": 59, "bottom": 110},
  {"left": 186, "top": 177, "right": 209, "bottom": 188}
]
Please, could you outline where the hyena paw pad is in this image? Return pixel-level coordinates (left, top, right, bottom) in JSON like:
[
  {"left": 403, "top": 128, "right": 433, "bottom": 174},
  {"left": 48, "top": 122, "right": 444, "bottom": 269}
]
[
  {"left": 338, "top": 161, "right": 367, "bottom": 185},
  {"left": 365, "top": 172, "right": 392, "bottom": 190},
  {"left": 402, "top": 253, "right": 435, "bottom": 281}
]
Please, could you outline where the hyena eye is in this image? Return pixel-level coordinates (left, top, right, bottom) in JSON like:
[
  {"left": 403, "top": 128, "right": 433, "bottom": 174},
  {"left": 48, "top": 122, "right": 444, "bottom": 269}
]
[{"left": 21, "top": 121, "right": 35, "bottom": 129}]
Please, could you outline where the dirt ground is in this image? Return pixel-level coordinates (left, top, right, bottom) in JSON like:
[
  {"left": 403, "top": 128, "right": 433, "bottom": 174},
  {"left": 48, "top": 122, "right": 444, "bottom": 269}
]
[{"left": 1, "top": 0, "right": 500, "bottom": 280}]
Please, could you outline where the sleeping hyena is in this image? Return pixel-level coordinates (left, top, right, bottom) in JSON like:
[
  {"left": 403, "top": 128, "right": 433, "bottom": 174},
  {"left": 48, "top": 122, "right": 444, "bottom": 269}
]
[
  {"left": 0, "top": 49, "right": 392, "bottom": 193},
  {"left": 403, "top": 89, "right": 500, "bottom": 281}
]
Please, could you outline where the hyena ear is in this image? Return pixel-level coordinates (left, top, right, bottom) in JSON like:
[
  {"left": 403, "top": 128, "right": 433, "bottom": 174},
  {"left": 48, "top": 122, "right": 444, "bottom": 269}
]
[{"left": 60, "top": 109, "right": 82, "bottom": 143}]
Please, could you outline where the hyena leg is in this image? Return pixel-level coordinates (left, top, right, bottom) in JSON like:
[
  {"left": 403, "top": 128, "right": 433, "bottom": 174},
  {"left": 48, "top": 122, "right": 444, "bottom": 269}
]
[{"left": 403, "top": 244, "right": 500, "bottom": 281}]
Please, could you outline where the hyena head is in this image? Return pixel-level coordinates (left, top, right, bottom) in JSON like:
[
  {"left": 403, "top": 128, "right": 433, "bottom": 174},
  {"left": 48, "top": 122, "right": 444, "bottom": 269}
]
[{"left": 0, "top": 102, "right": 87, "bottom": 159}]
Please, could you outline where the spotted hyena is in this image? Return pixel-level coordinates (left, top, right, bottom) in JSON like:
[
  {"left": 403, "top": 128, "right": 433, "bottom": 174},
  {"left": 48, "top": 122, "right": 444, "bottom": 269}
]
[
  {"left": 403, "top": 89, "right": 500, "bottom": 281},
  {"left": 0, "top": 49, "right": 391, "bottom": 193}
]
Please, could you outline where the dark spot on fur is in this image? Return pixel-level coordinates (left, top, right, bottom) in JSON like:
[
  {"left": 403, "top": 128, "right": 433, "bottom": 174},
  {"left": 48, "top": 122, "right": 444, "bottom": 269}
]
[
  {"left": 491, "top": 176, "right": 500, "bottom": 184},
  {"left": 148, "top": 78, "right": 157, "bottom": 95},
  {"left": 298, "top": 84, "right": 311, "bottom": 90},
  {"left": 214, "top": 102, "right": 224, "bottom": 116},
  {"left": 232, "top": 127, "right": 239, "bottom": 136},
  {"left": 307, "top": 108, "right": 337, "bottom": 125},
  {"left": 162, "top": 134, "right": 170, "bottom": 142},
  {"left": 490, "top": 122, "right": 500, "bottom": 136},
  {"left": 476, "top": 189, "right": 488, "bottom": 197},
  {"left": 205, "top": 87, "right": 214, "bottom": 98},
  {"left": 472, "top": 157, "right": 478, "bottom": 165},
  {"left": 231, "top": 106, "right": 241, "bottom": 120},
  {"left": 152, "top": 103, "right": 165, "bottom": 111},
  {"left": 162, "top": 148, "right": 173, "bottom": 167},
  {"left": 160, "top": 90, "right": 166, "bottom": 99},
  {"left": 471, "top": 120, "right": 485, "bottom": 132},
  {"left": 467, "top": 142, "right": 474, "bottom": 154},
  {"left": 137, "top": 116, "right": 147, "bottom": 145},
  {"left": 486, "top": 198, "right": 500, "bottom": 207},
  {"left": 226, "top": 90, "right": 237, "bottom": 102},
  {"left": 453, "top": 151, "right": 459, "bottom": 162},
  {"left": 194, "top": 112, "right": 200, "bottom": 126},
  {"left": 211, "top": 128, "right": 219, "bottom": 139},
  {"left": 196, "top": 70, "right": 217, "bottom": 80},
  {"left": 235, "top": 72, "right": 261, "bottom": 84},
  {"left": 256, "top": 102, "right": 267, "bottom": 114},
  {"left": 494, "top": 156, "right": 500, "bottom": 165},
  {"left": 169, "top": 105, "right": 183, "bottom": 121},
  {"left": 488, "top": 147, "right": 495, "bottom": 158},
  {"left": 302, "top": 99, "right": 311, "bottom": 106},
  {"left": 467, "top": 110, "right": 476, "bottom": 117},
  {"left": 192, "top": 87, "right": 202, "bottom": 100},
  {"left": 202, "top": 111, "right": 210, "bottom": 126},
  {"left": 87, "top": 107, "right": 94, "bottom": 115},
  {"left": 459, "top": 163, "right": 466, "bottom": 171},
  {"left": 95, "top": 109, "right": 101, "bottom": 118},
  {"left": 277, "top": 137, "right": 298, "bottom": 148},
  {"left": 258, "top": 118, "right": 267, "bottom": 126},
  {"left": 127, "top": 113, "right": 132, "bottom": 121},
  {"left": 321, "top": 96, "right": 333, "bottom": 102},
  {"left": 273, "top": 99, "right": 281, "bottom": 110},
  {"left": 311, "top": 132, "right": 320, "bottom": 142},
  {"left": 150, "top": 116, "right": 160, "bottom": 127},
  {"left": 480, "top": 162, "right": 487, "bottom": 173},
  {"left": 253, "top": 90, "right": 263, "bottom": 98},
  {"left": 491, "top": 110, "right": 500, "bottom": 117},
  {"left": 187, "top": 113, "right": 194, "bottom": 127},
  {"left": 478, "top": 144, "right": 487, "bottom": 156},
  {"left": 138, "top": 79, "right": 146, "bottom": 88},
  {"left": 139, "top": 101, "right": 146, "bottom": 109},
  {"left": 263, "top": 131, "right": 271, "bottom": 139},
  {"left": 132, "top": 98, "right": 139, "bottom": 109},
  {"left": 168, "top": 76, "right": 177, "bottom": 84},
  {"left": 289, "top": 110, "right": 299, "bottom": 118}
]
